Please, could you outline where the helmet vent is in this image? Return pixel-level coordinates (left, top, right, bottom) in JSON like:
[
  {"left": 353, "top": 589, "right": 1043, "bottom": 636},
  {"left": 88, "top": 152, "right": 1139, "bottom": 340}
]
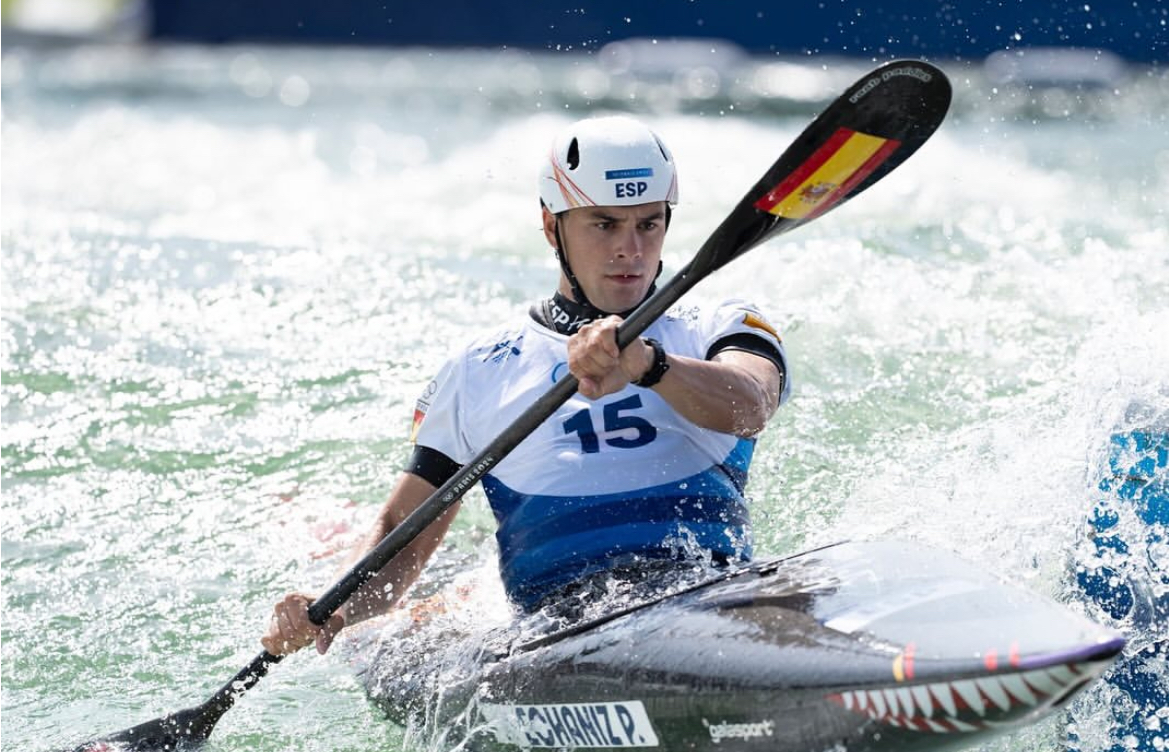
[
  {"left": 566, "top": 138, "right": 580, "bottom": 170},
  {"left": 654, "top": 136, "right": 670, "bottom": 162}
]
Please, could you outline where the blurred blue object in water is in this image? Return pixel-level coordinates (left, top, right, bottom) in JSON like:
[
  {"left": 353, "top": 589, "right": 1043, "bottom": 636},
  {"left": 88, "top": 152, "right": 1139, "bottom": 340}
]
[{"left": 1072, "top": 412, "right": 1168, "bottom": 752}]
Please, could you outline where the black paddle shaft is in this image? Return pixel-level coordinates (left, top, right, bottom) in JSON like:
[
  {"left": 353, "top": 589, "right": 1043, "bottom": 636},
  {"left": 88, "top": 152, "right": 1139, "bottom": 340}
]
[{"left": 68, "top": 59, "right": 950, "bottom": 752}]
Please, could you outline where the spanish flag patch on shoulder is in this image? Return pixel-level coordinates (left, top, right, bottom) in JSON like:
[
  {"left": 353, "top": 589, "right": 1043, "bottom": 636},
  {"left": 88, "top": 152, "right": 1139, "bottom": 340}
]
[{"left": 742, "top": 312, "right": 781, "bottom": 342}]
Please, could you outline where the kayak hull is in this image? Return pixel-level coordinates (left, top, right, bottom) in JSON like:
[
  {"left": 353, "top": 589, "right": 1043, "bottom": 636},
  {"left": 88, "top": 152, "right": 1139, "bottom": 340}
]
[{"left": 360, "top": 540, "right": 1123, "bottom": 751}]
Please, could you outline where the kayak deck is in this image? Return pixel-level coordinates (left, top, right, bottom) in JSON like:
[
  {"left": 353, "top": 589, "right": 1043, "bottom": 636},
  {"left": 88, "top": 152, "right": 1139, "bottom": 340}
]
[{"left": 353, "top": 540, "right": 1123, "bottom": 751}]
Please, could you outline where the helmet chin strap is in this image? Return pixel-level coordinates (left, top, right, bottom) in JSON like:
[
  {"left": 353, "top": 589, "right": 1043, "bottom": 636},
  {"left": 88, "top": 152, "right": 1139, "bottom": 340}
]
[{"left": 553, "top": 217, "right": 600, "bottom": 310}]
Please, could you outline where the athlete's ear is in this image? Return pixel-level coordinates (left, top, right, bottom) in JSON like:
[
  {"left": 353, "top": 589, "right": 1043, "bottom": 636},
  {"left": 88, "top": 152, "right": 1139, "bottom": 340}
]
[{"left": 541, "top": 204, "right": 560, "bottom": 250}]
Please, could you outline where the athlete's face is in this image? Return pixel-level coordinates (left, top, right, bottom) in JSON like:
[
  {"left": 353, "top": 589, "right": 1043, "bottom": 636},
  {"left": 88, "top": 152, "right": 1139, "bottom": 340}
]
[{"left": 544, "top": 202, "right": 667, "bottom": 314}]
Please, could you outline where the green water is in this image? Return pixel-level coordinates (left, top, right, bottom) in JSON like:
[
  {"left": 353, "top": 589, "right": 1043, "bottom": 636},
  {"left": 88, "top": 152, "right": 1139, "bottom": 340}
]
[{"left": 2, "top": 44, "right": 1166, "bottom": 751}]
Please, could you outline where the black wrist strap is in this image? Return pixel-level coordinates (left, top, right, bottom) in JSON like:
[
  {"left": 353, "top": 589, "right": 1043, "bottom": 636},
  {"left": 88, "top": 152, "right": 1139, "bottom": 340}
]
[{"left": 635, "top": 337, "right": 670, "bottom": 388}]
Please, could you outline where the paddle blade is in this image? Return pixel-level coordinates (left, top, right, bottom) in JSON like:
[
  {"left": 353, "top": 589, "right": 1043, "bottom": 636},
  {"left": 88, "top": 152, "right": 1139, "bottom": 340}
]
[
  {"left": 65, "top": 704, "right": 214, "bottom": 752},
  {"left": 64, "top": 651, "right": 281, "bottom": 752},
  {"left": 694, "top": 59, "right": 952, "bottom": 274}
]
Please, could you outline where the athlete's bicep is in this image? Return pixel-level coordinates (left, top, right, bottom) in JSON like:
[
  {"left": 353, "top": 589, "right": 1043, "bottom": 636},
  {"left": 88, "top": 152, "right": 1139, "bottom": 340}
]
[
  {"left": 710, "top": 334, "right": 785, "bottom": 405},
  {"left": 710, "top": 349, "right": 782, "bottom": 419},
  {"left": 378, "top": 471, "right": 460, "bottom": 547}
]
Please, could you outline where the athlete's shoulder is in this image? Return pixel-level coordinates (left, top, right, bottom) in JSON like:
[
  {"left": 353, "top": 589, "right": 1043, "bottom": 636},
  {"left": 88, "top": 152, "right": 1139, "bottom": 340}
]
[
  {"left": 713, "top": 298, "right": 783, "bottom": 342},
  {"left": 659, "top": 297, "right": 777, "bottom": 334},
  {"left": 446, "top": 318, "right": 532, "bottom": 367},
  {"left": 409, "top": 317, "right": 530, "bottom": 445}
]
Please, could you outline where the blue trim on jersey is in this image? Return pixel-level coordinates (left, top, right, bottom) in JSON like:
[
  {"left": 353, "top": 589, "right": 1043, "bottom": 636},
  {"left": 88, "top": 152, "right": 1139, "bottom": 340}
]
[
  {"left": 722, "top": 437, "right": 754, "bottom": 490},
  {"left": 482, "top": 439, "right": 757, "bottom": 610}
]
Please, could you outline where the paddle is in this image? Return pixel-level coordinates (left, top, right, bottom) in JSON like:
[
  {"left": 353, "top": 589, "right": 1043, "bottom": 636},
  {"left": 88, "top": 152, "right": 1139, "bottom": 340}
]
[{"left": 68, "top": 58, "right": 951, "bottom": 752}]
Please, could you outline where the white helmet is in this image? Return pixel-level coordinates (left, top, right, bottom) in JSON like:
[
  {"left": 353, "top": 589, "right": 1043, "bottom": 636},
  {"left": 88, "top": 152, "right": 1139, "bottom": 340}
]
[{"left": 539, "top": 116, "right": 679, "bottom": 214}]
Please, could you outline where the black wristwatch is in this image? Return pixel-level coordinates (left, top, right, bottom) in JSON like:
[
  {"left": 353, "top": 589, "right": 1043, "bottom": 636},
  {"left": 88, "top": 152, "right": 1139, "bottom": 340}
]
[{"left": 634, "top": 337, "right": 670, "bottom": 388}]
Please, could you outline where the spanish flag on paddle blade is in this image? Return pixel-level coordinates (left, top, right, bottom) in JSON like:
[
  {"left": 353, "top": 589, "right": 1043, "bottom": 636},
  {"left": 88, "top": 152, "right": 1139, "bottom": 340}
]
[{"left": 754, "top": 128, "right": 901, "bottom": 220}]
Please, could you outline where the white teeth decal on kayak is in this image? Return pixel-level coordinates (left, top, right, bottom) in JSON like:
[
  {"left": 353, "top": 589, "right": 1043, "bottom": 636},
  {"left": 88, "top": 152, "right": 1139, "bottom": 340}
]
[
  {"left": 1001, "top": 673, "right": 1037, "bottom": 705},
  {"left": 909, "top": 685, "right": 933, "bottom": 717},
  {"left": 882, "top": 688, "right": 900, "bottom": 716},
  {"left": 974, "top": 677, "right": 1012, "bottom": 712},
  {"left": 826, "top": 660, "right": 1105, "bottom": 734},
  {"left": 1020, "top": 668, "right": 1061, "bottom": 696},
  {"left": 895, "top": 687, "right": 916, "bottom": 715},
  {"left": 950, "top": 679, "right": 986, "bottom": 716},
  {"left": 928, "top": 681, "right": 958, "bottom": 716}
]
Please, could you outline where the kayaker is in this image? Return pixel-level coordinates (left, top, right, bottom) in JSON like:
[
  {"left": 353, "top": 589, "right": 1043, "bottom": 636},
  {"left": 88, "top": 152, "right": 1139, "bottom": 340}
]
[{"left": 263, "top": 115, "right": 791, "bottom": 656}]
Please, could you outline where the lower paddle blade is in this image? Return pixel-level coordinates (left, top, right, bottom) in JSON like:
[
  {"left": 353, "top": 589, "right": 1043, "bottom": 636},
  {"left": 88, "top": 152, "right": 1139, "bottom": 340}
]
[
  {"left": 694, "top": 59, "right": 952, "bottom": 274},
  {"left": 67, "top": 704, "right": 215, "bottom": 752},
  {"left": 66, "top": 650, "right": 280, "bottom": 752},
  {"left": 69, "top": 712, "right": 208, "bottom": 752}
]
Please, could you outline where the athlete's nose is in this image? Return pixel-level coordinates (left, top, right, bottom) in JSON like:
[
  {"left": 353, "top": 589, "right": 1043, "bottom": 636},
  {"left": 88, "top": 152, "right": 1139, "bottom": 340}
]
[{"left": 613, "top": 226, "right": 643, "bottom": 260}]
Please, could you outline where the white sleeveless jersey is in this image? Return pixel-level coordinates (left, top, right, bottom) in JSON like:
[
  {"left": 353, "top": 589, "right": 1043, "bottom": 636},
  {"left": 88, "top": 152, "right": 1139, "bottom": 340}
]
[{"left": 411, "top": 299, "right": 789, "bottom": 608}]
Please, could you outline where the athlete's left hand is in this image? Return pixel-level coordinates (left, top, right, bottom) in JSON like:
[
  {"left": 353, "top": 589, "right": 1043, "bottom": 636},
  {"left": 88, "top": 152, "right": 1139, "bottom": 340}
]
[{"left": 567, "top": 316, "right": 653, "bottom": 400}]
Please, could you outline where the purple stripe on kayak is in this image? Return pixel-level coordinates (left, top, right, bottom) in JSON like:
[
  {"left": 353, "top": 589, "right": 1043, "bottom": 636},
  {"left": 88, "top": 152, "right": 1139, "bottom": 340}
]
[{"left": 1014, "top": 635, "right": 1126, "bottom": 670}]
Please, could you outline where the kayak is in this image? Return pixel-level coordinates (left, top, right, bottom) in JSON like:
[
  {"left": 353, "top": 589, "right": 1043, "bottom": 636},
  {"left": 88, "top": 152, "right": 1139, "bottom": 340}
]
[{"left": 355, "top": 540, "right": 1123, "bottom": 752}]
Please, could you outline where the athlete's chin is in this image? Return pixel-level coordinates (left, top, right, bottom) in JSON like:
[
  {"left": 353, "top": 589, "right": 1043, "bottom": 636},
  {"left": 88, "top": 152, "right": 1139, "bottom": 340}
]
[
  {"left": 595, "top": 277, "right": 650, "bottom": 312},
  {"left": 597, "top": 290, "right": 649, "bottom": 314}
]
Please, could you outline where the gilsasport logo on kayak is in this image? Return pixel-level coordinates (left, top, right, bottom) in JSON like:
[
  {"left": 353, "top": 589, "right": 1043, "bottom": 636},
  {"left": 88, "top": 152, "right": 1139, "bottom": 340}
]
[
  {"left": 480, "top": 700, "right": 660, "bottom": 748},
  {"left": 702, "top": 718, "right": 776, "bottom": 744}
]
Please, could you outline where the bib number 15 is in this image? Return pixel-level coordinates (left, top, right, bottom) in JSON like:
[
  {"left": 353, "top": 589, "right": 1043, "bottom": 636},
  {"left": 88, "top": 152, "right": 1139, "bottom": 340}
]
[{"left": 562, "top": 394, "right": 657, "bottom": 454}]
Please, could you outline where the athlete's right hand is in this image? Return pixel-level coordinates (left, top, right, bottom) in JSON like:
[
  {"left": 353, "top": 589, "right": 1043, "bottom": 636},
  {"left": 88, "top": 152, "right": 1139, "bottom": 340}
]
[
  {"left": 568, "top": 316, "right": 653, "bottom": 400},
  {"left": 261, "top": 592, "right": 346, "bottom": 656}
]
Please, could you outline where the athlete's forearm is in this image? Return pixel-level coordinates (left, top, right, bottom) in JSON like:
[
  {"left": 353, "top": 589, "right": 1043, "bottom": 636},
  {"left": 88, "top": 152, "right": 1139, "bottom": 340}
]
[
  {"left": 568, "top": 316, "right": 782, "bottom": 435},
  {"left": 645, "top": 348, "right": 780, "bottom": 437},
  {"left": 339, "top": 474, "right": 459, "bottom": 625}
]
